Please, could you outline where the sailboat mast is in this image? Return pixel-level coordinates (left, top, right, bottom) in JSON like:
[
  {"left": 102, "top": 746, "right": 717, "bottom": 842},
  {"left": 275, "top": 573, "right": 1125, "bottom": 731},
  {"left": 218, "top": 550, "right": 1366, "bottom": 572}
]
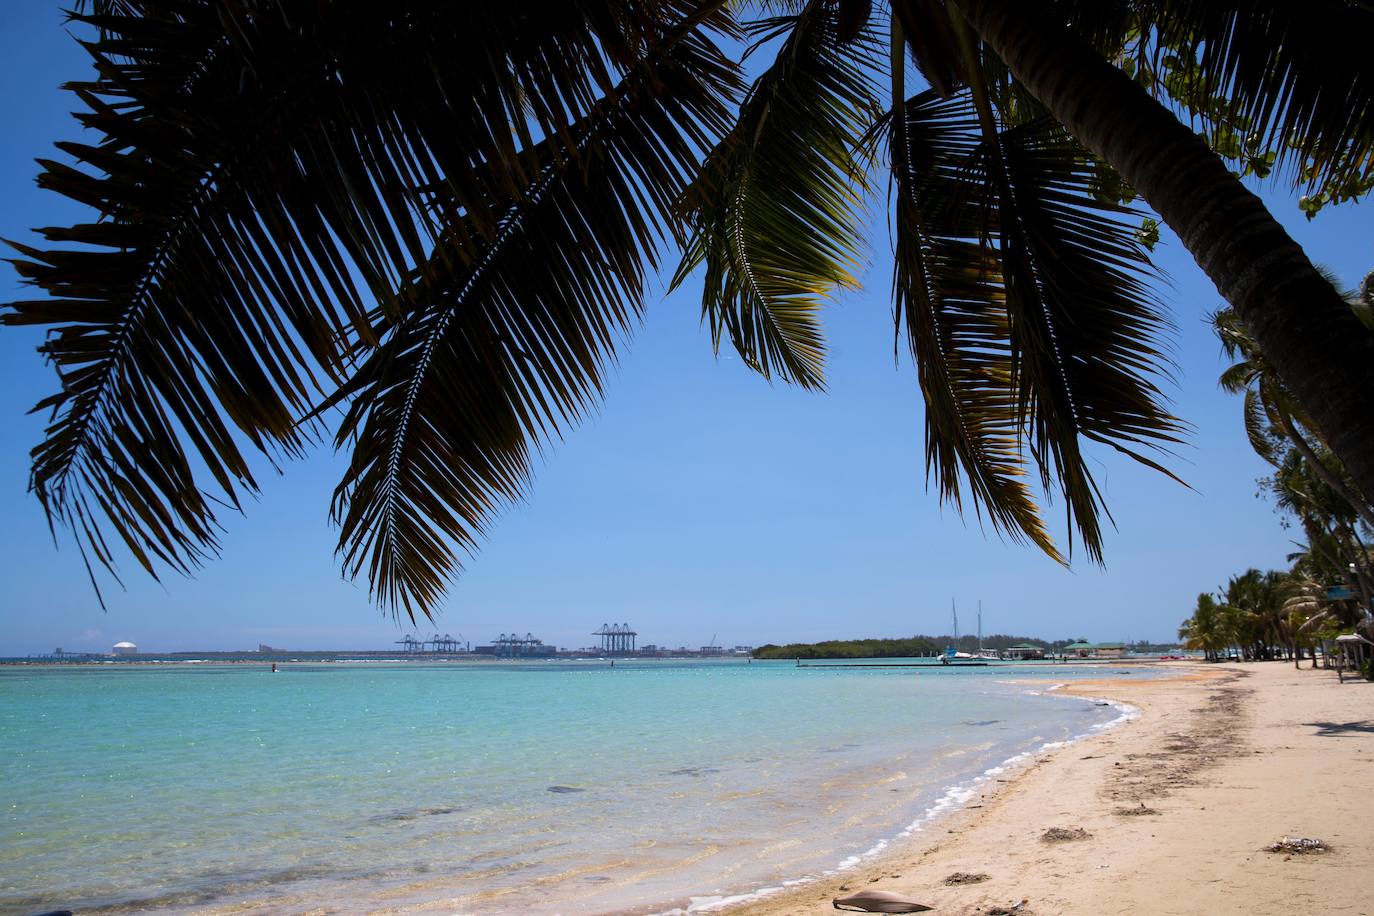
[{"left": 978, "top": 600, "right": 983, "bottom": 651}]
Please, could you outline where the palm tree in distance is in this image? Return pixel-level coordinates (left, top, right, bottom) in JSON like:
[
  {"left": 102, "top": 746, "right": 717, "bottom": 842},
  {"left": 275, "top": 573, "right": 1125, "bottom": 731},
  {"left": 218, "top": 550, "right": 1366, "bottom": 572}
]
[
  {"left": 5, "top": 0, "right": 1374, "bottom": 618},
  {"left": 1179, "top": 592, "right": 1226, "bottom": 662}
]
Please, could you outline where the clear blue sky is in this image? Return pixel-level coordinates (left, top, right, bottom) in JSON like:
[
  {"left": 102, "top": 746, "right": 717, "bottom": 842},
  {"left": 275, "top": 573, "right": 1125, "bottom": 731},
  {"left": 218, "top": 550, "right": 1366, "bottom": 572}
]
[{"left": 2, "top": 2, "right": 1369, "bottom": 656}]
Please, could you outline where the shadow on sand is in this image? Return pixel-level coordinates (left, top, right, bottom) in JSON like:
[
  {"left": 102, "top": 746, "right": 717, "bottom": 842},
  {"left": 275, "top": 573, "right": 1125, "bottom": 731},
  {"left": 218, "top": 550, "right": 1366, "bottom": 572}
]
[{"left": 1303, "top": 720, "right": 1374, "bottom": 737}]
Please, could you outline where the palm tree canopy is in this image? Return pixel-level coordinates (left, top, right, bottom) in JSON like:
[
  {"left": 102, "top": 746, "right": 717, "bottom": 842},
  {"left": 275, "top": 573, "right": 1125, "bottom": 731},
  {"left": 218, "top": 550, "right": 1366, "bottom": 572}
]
[{"left": 5, "top": 0, "right": 1374, "bottom": 618}]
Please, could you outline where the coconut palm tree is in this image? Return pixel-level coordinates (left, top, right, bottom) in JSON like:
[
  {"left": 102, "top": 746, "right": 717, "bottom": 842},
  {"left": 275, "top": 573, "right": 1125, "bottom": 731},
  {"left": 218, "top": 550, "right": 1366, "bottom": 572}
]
[
  {"left": 1179, "top": 592, "right": 1226, "bottom": 662},
  {"left": 1266, "top": 449, "right": 1374, "bottom": 617},
  {"left": 1214, "top": 275, "right": 1374, "bottom": 531},
  {"left": 1280, "top": 574, "right": 1333, "bottom": 669},
  {"left": 1217, "top": 568, "right": 1288, "bottom": 660},
  {"left": 5, "top": 0, "right": 1374, "bottom": 617}
]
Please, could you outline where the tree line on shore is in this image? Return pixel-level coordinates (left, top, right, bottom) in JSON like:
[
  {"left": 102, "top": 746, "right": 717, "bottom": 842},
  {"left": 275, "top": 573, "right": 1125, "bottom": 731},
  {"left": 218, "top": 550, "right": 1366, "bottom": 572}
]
[
  {"left": 751, "top": 635, "right": 1172, "bottom": 660},
  {"left": 1180, "top": 273, "right": 1374, "bottom": 674}
]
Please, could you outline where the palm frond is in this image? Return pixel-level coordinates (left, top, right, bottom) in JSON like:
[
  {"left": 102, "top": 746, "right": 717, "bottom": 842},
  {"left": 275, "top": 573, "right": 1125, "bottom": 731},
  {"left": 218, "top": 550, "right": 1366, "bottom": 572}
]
[
  {"left": 892, "top": 90, "right": 1185, "bottom": 563},
  {"left": 892, "top": 90, "right": 1060, "bottom": 560},
  {"left": 1214, "top": 305, "right": 1323, "bottom": 437},
  {"left": 4, "top": 0, "right": 719, "bottom": 601},
  {"left": 1244, "top": 388, "right": 1281, "bottom": 465},
  {"left": 674, "top": 0, "right": 879, "bottom": 388},
  {"left": 991, "top": 117, "right": 1186, "bottom": 560},
  {"left": 1137, "top": 0, "right": 1374, "bottom": 193},
  {"left": 325, "top": 8, "right": 740, "bottom": 619}
]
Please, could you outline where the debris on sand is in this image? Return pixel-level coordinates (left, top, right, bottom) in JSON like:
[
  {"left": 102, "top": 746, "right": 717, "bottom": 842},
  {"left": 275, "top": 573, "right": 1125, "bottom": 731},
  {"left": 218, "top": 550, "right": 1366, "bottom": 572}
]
[
  {"left": 986, "top": 900, "right": 1029, "bottom": 915},
  {"left": 942, "top": 871, "right": 990, "bottom": 886},
  {"left": 1266, "top": 836, "right": 1328, "bottom": 854},
  {"left": 1113, "top": 803, "right": 1160, "bottom": 816},
  {"left": 832, "top": 889, "right": 934, "bottom": 912},
  {"left": 1041, "top": 827, "right": 1091, "bottom": 842}
]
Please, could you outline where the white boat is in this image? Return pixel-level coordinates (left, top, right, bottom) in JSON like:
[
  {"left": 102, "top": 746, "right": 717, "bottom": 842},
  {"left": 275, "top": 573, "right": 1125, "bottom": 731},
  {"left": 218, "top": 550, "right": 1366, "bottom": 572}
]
[
  {"left": 976, "top": 602, "right": 1000, "bottom": 660},
  {"left": 943, "top": 600, "right": 978, "bottom": 660}
]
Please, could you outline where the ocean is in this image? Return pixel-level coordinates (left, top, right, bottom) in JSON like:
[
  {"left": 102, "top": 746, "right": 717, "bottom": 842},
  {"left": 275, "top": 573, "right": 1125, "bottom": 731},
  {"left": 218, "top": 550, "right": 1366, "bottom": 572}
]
[{"left": 1, "top": 659, "right": 1146, "bottom": 914}]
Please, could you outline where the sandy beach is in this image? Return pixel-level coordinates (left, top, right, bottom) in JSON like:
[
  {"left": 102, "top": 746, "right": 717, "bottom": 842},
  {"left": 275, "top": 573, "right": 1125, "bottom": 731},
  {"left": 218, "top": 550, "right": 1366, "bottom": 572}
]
[{"left": 724, "top": 662, "right": 1373, "bottom": 916}]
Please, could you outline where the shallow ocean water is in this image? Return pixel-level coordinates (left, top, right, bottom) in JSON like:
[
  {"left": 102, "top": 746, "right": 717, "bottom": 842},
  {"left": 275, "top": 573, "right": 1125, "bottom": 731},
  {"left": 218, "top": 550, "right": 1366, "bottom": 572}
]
[{"left": 0, "top": 659, "right": 1150, "bottom": 914}]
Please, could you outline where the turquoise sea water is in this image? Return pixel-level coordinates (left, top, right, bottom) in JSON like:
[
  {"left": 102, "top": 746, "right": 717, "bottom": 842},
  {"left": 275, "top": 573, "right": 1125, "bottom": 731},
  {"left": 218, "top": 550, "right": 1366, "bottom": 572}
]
[{"left": 1, "top": 660, "right": 1148, "bottom": 914}]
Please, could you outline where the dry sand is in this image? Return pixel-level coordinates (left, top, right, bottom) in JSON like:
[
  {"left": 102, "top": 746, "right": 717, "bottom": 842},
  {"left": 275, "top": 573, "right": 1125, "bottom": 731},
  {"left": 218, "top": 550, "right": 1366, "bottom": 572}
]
[{"left": 723, "top": 662, "right": 1374, "bottom": 916}]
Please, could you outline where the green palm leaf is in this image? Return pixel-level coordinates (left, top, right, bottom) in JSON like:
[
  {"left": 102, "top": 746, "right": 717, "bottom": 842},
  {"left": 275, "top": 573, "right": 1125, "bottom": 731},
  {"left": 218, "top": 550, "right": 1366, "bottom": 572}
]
[
  {"left": 1132, "top": 0, "right": 1374, "bottom": 194},
  {"left": 1243, "top": 388, "right": 1281, "bottom": 465},
  {"left": 892, "top": 90, "right": 1061, "bottom": 560},
  {"left": 4, "top": 0, "right": 724, "bottom": 602},
  {"left": 324, "top": 9, "right": 739, "bottom": 619},
  {"left": 673, "top": 0, "right": 879, "bottom": 388},
  {"left": 892, "top": 89, "right": 1184, "bottom": 562},
  {"left": 991, "top": 116, "right": 1185, "bottom": 560}
]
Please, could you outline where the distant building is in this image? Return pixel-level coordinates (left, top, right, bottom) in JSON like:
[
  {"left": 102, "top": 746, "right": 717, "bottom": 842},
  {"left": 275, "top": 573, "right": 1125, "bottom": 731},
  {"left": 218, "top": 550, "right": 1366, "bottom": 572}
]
[
  {"left": 1063, "top": 641, "right": 1094, "bottom": 658},
  {"left": 1005, "top": 644, "right": 1046, "bottom": 660},
  {"left": 1094, "top": 643, "right": 1127, "bottom": 658},
  {"left": 112, "top": 641, "right": 138, "bottom": 656}
]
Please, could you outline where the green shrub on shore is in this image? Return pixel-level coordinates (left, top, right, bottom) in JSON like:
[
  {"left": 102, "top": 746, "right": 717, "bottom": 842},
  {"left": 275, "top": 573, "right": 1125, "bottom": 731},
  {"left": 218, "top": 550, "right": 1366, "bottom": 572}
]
[{"left": 752, "top": 638, "right": 940, "bottom": 660}]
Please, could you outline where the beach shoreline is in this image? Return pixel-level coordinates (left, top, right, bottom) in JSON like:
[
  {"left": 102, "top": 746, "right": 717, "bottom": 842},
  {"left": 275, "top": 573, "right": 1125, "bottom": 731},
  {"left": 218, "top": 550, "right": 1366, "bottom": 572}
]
[{"left": 708, "top": 661, "right": 1373, "bottom": 916}]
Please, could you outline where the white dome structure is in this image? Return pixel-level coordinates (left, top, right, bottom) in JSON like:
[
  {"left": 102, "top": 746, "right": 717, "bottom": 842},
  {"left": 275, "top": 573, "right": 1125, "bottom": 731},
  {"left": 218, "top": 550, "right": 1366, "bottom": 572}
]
[{"left": 112, "top": 641, "right": 138, "bottom": 656}]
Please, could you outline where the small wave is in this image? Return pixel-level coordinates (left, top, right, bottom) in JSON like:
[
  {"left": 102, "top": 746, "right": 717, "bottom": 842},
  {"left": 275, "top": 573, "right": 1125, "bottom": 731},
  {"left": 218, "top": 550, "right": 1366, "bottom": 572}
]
[{"left": 656, "top": 689, "right": 1140, "bottom": 915}]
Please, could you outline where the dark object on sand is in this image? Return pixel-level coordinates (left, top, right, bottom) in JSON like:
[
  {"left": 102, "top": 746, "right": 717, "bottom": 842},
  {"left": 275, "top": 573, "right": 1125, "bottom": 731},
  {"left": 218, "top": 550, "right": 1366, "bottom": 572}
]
[
  {"left": 1266, "top": 836, "right": 1328, "bottom": 854},
  {"left": 987, "top": 902, "right": 1029, "bottom": 915},
  {"left": 1041, "top": 826, "right": 1091, "bottom": 842},
  {"left": 29, "top": 911, "right": 74, "bottom": 916},
  {"left": 833, "top": 890, "right": 934, "bottom": 912},
  {"left": 942, "top": 871, "right": 990, "bottom": 885},
  {"left": 1113, "top": 803, "right": 1160, "bottom": 816},
  {"left": 546, "top": 785, "right": 585, "bottom": 794}
]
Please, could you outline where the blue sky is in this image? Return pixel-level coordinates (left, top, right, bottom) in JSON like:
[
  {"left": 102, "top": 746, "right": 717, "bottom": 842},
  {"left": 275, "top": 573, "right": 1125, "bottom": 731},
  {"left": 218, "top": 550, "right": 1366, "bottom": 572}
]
[{"left": 1, "top": 2, "right": 1370, "bottom": 656}]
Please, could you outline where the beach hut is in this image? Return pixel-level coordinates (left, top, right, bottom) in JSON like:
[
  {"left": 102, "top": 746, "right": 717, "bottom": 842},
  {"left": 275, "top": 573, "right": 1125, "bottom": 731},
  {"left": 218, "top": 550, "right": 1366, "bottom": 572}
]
[
  {"left": 1094, "top": 643, "right": 1127, "bottom": 658},
  {"left": 112, "top": 641, "right": 137, "bottom": 656},
  {"left": 1005, "top": 644, "right": 1046, "bottom": 660},
  {"left": 1063, "top": 642, "right": 1094, "bottom": 658},
  {"left": 1334, "top": 633, "right": 1374, "bottom": 683}
]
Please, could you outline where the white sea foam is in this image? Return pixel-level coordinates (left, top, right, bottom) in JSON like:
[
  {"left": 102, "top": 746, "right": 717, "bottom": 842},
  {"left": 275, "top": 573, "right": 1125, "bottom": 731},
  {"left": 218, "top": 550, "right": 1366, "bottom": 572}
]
[{"left": 660, "top": 689, "right": 1141, "bottom": 915}]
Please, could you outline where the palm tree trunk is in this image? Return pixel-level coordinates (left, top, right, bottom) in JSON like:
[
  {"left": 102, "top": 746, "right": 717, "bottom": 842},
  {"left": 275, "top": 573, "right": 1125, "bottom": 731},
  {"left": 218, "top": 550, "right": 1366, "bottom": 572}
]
[{"left": 949, "top": 0, "right": 1374, "bottom": 503}]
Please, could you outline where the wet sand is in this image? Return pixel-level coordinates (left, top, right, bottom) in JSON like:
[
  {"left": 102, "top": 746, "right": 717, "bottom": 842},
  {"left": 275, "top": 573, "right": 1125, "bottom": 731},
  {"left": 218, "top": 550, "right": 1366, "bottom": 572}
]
[{"left": 721, "top": 661, "right": 1374, "bottom": 916}]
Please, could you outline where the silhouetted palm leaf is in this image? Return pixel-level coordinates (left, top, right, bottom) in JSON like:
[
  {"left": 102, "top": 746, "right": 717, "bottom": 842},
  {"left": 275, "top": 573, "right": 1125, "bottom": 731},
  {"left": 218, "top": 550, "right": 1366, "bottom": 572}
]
[
  {"left": 19, "top": 0, "right": 1363, "bottom": 618},
  {"left": 4, "top": 0, "right": 737, "bottom": 607},
  {"left": 323, "top": 9, "right": 739, "bottom": 618},
  {"left": 892, "top": 89, "right": 1183, "bottom": 562},
  {"left": 674, "top": 0, "right": 878, "bottom": 388},
  {"left": 1133, "top": 0, "right": 1374, "bottom": 191},
  {"left": 891, "top": 90, "right": 1060, "bottom": 559},
  {"left": 991, "top": 117, "right": 1184, "bottom": 559}
]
